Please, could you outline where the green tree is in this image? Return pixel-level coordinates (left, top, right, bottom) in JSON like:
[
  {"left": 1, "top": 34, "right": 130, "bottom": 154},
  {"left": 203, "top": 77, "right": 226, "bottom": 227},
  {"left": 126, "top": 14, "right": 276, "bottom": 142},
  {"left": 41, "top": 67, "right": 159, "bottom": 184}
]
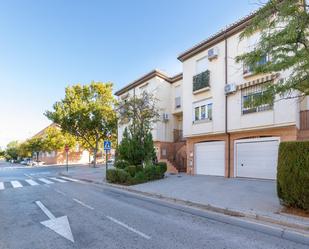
[
  {"left": 5, "top": 141, "right": 20, "bottom": 161},
  {"left": 45, "top": 82, "right": 117, "bottom": 167},
  {"left": 42, "top": 126, "right": 77, "bottom": 152},
  {"left": 24, "top": 137, "right": 45, "bottom": 162},
  {"left": 236, "top": 0, "right": 309, "bottom": 104},
  {"left": 117, "top": 92, "right": 159, "bottom": 165}
]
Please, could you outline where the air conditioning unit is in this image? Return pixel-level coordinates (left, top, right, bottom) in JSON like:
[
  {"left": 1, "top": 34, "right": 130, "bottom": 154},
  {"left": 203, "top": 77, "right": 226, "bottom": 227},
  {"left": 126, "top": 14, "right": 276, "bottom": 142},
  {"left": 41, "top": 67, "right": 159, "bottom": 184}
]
[
  {"left": 208, "top": 47, "right": 218, "bottom": 60},
  {"left": 162, "top": 113, "right": 169, "bottom": 122},
  {"left": 224, "top": 83, "right": 237, "bottom": 95}
]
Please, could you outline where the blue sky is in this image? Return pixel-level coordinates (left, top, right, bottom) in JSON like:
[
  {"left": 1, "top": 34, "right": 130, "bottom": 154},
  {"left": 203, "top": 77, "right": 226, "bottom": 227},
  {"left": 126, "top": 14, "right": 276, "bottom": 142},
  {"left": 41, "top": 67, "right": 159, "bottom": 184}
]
[{"left": 0, "top": 0, "right": 258, "bottom": 148}]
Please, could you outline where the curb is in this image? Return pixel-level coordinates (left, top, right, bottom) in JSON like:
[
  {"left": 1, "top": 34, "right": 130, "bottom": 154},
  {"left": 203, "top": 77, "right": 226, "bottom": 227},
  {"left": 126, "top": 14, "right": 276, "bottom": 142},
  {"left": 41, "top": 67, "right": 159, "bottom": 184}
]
[{"left": 59, "top": 173, "right": 309, "bottom": 245}]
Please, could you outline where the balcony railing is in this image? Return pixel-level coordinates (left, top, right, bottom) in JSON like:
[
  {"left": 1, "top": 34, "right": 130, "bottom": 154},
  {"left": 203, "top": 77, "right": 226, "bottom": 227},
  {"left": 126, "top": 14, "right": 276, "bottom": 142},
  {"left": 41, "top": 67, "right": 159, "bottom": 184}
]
[
  {"left": 173, "top": 129, "right": 184, "bottom": 142},
  {"left": 193, "top": 70, "right": 210, "bottom": 92},
  {"left": 300, "top": 110, "right": 309, "bottom": 130}
]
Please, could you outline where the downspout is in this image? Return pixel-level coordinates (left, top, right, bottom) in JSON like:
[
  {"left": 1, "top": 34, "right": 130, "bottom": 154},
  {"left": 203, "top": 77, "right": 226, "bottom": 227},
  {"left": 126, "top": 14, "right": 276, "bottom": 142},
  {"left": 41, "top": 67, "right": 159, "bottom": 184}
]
[{"left": 224, "top": 33, "right": 231, "bottom": 178}]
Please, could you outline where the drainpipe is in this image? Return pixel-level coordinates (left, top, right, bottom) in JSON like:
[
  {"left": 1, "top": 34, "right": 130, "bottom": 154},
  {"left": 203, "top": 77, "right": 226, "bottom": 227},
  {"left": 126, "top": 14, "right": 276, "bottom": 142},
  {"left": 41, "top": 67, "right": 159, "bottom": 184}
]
[{"left": 224, "top": 34, "right": 231, "bottom": 178}]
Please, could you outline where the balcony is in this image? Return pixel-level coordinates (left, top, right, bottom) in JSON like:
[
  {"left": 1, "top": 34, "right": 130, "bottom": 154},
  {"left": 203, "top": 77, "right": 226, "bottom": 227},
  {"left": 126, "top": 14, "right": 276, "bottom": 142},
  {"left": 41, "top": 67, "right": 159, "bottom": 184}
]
[
  {"left": 173, "top": 129, "right": 184, "bottom": 142},
  {"left": 193, "top": 70, "right": 210, "bottom": 92},
  {"left": 300, "top": 110, "right": 309, "bottom": 130}
]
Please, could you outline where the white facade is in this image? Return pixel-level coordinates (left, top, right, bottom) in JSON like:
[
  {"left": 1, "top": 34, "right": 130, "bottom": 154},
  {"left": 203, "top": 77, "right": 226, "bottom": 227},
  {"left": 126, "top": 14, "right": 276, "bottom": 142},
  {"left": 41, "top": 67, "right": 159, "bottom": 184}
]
[
  {"left": 116, "top": 71, "right": 183, "bottom": 144},
  {"left": 181, "top": 30, "right": 299, "bottom": 139}
]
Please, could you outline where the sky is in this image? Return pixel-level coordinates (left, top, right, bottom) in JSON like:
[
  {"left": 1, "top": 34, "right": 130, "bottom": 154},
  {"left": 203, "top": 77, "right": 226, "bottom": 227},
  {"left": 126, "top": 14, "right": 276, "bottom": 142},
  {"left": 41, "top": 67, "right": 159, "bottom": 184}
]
[{"left": 0, "top": 0, "right": 259, "bottom": 148}]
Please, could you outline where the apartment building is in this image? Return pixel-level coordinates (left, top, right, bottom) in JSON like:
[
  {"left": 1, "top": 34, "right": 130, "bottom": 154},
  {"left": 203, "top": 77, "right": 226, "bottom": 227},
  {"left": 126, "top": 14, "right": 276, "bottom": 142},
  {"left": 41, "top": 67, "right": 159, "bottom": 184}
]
[
  {"left": 115, "top": 70, "right": 187, "bottom": 173},
  {"left": 178, "top": 14, "right": 309, "bottom": 180}
]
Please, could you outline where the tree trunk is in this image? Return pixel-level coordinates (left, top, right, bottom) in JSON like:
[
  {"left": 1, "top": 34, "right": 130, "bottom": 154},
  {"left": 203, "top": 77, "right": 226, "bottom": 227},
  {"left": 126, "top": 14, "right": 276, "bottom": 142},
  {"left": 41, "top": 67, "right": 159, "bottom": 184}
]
[
  {"left": 36, "top": 151, "right": 39, "bottom": 163},
  {"left": 93, "top": 134, "right": 99, "bottom": 168}
]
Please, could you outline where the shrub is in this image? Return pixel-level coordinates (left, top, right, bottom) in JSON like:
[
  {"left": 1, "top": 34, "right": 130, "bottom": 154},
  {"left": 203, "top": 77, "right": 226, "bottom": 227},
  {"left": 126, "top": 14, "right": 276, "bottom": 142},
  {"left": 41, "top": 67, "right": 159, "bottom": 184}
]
[
  {"left": 277, "top": 141, "right": 309, "bottom": 211},
  {"left": 133, "top": 171, "right": 147, "bottom": 184},
  {"left": 135, "top": 164, "right": 143, "bottom": 172},
  {"left": 143, "top": 165, "right": 164, "bottom": 181},
  {"left": 106, "top": 169, "right": 118, "bottom": 183},
  {"left": 157, "top": 162, "right": 167, "bottom": 176},
  {"left": 106, "top": 168, "right": 130, "bottom": 184},
  {"left": 126, "top": 165, "right": 137, "bottom": 177},
  {"left": 115, "top": 159, "right": 129, "bottom": 169}
]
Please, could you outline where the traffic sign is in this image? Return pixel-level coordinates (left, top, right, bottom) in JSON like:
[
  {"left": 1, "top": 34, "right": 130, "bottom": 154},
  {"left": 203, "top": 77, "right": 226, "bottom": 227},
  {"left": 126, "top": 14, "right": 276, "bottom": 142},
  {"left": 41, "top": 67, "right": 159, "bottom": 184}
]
[
  {"left": 104, "top": 140, "right": 111, "bottom": 151},
  {"left": 65, "top": 145, "right": 69, "bottom": 152}
]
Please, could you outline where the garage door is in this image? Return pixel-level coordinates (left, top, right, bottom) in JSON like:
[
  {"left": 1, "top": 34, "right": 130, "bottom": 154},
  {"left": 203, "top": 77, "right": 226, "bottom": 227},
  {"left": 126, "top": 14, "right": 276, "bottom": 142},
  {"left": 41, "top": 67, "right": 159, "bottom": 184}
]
[
  {"left": 195, "top": 141, "right": 225, "bottom": 176},
  {"left": 235, "top": 138, "right": 279, "bottom": 180}
]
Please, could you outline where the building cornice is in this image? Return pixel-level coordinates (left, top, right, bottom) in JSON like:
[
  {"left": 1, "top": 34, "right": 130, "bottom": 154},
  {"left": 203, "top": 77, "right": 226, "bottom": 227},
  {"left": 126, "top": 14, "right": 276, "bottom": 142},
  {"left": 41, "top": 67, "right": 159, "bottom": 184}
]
[
  {"left": 114, "top": 70, "right": 183, "bottom": 96},
  {"left": 177, "top": 12, "right": 257, "bottom": 62}
]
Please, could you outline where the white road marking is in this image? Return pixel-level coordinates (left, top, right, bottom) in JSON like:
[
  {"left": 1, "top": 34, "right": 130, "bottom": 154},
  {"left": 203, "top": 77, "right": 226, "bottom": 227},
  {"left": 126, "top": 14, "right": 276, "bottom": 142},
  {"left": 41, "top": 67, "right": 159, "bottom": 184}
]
[
  {"left": 106, "top": 216, "right": 151, "bottom": 240},
  {"left": 60, "top": 176, "right": 80, "bottom": 182},
  {"left": 11, "top": 181, "right": 23, "bottom": 188},
  {"left": 35, "top": 201, "right": 55, "bottom": 219},
  {"left": 54, "top": 189, "right": 67, "bottom": 196},
  {"left": 39, "top": 178, "right": 54, "bottom": 184},
  {"left": 73, "top": 198, "right": 94, "bottom": 210},
  {"left": 25, "top": 179, "right": 39, "bottom": 186},
  {"left": 50, "top": 177, "right": 67, "bottom": 183},
  {"left": 24, "top": 174, "right": 33, "bottom": 178},
  {"left": 0, "top": 182, "right": 4, "bottom": 190},
  {"left": 35, "top": 201, "right": 74, "bottom": 242}
]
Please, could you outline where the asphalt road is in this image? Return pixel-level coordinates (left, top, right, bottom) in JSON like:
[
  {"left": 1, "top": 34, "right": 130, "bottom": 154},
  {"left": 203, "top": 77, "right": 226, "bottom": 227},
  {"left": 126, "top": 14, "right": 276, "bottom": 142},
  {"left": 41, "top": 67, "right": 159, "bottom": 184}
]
[{"left": 0, "top": 161, "right": 307, "bottom": 249}]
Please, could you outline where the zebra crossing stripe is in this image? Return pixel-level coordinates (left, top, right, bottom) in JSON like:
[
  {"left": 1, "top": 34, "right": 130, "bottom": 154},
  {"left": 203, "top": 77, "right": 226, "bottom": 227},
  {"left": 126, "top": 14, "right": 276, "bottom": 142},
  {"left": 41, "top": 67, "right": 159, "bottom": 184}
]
[
  {"left": 11, "top": 181, "right": 23, "bottom": 188},
  {"left": 38, "top": 178, "right": 54, "bottom": 184},
  {"left": 60, "top": 176, "right": 80, "bottom": 182},
  {"left": 0, "top": 182, "right": 4, "bottom": 190},
  {"left": 25, "top": 179, "right": 39, "bottom": 186},
  {"left": 50, "top": 177, "right": 67, "bottom": 183}
]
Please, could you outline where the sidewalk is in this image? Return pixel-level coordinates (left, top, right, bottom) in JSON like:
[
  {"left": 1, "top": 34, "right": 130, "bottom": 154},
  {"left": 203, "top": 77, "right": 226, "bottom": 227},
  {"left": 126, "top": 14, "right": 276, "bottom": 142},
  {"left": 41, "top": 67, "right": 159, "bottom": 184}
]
[{"left": 60, "top": 167, "right": 309, "bottom": 233}]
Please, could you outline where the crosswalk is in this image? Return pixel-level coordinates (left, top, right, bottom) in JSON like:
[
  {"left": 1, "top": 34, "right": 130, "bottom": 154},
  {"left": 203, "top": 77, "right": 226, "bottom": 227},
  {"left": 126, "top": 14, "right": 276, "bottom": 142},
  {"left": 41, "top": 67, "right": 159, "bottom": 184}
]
[{"left": 0, "top": 177, "right": 78, "bottom": 191}]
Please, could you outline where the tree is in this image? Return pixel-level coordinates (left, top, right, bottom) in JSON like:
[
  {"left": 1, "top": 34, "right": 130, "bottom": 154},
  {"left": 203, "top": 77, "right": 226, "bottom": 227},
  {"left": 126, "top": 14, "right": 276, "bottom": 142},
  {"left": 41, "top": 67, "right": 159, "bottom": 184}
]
[
  {"left": 236, "top": 0, "right": 309, "bottom": 104},
  {"left": 24, "top": 137, "right": 44, "bottom": 162},
  {"left": 5, "top": 141, "right": 20, "bottom": 161},
  {"left": 42, "top": 126, "right": 77, "bottom": 152},
  {"left": 117, "top": 91, "right": 159, "bottom": 165},
  {"left": 45, "top": 82, "right": 117, "bottom": 167}
]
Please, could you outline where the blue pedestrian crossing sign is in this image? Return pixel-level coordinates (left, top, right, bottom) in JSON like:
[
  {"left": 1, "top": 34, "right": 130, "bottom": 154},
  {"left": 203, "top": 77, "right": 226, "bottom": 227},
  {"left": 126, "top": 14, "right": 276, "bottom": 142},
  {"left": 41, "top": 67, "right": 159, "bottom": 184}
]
[{"left": 104, "top": 140, "right": 111, "bottom": 151}]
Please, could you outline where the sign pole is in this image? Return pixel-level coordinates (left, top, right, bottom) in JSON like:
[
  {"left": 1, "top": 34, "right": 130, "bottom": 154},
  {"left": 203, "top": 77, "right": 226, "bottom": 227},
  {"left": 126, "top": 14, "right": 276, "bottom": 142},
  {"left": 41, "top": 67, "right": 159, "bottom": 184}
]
[
  {"left": 103, "top": 140, "right": 111, "bottom": 180},
  {"left": 66, "top": 151, "right": 68, "bottom": 172},
  {"left": 65, "top": 145, "right": 69, "bottom": 173}
]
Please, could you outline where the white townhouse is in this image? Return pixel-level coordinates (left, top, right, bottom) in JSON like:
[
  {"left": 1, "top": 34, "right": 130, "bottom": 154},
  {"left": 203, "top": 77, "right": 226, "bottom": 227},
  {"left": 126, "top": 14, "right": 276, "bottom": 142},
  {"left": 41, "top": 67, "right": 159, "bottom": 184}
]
[
  {"left": 115, "top": 70, "right": 187, "bottom": 173},
  {"left": 178, "top": 13, "right": 309, "bottom": 180}
]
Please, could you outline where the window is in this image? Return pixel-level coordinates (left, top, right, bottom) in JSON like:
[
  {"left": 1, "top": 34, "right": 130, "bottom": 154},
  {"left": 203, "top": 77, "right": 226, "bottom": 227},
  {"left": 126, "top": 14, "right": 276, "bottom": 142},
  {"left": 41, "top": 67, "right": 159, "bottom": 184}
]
[
  {"left": 175, "top": 96, "right": 181, "bottom": 108},
  {"left": 243, "top": 55, "right": 269, "bottom": 75},
  {"left": 196, "top": 57, "right": 208, "bottom": 74},
  {"left": 193, "top": 99, "right": 213, "bottom": 122},
  {"left": 241, "top": 83, "right": 273, "bottom": 115},
  {"left": 195, "top": 107, "right": 200, "bottom": 121},
  {"left": 175, "top": 85, "right": 181, "bottom": 108}
]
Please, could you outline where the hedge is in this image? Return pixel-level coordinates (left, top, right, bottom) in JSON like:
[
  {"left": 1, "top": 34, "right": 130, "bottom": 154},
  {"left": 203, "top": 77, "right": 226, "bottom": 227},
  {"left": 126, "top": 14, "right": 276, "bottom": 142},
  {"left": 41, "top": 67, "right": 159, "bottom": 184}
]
[
  {"left": 277, "top": 141, "right": 309, "bottom": 211},
  {"left": 106, "top": 162, "right": 167, "bottom": 185}
]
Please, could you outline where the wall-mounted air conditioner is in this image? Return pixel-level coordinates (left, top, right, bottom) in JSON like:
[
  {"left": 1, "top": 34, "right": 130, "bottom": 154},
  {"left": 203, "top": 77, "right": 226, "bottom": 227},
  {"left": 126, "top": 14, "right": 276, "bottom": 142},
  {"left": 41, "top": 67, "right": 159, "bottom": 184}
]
[
  {"left": 208, "top": 47, "right": 218, "bottom": 60},
  {"left": 224, "top": 83, "right": 237, "bottom": 95}
]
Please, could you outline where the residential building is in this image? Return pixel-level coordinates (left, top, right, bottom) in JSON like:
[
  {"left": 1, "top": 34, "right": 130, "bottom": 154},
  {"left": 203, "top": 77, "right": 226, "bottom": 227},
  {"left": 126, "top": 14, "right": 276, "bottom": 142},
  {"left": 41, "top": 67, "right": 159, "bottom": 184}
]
[
  {"left": 32, "top": 124, "right": 90, "bottom": 165},
  {"left": 178, "top": 13, "right": 309, "bottom": 180},
  {"left": 115, "top": 70, "right": 187, "bottom": 173},
  {"left": 115, "top": 12, "right": 309, "bottom": 180}
]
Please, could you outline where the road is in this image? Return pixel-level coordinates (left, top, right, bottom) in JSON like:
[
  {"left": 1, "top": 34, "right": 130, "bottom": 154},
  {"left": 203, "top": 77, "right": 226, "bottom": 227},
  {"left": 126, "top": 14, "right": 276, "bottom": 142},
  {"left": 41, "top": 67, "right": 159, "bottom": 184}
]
[{"left": 0, "top": 160, "right": 307, "bottom": 249}]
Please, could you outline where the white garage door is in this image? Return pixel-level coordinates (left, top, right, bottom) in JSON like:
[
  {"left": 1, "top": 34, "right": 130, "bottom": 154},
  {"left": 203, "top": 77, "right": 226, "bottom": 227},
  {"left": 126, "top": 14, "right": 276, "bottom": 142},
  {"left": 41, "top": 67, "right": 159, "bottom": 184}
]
[
  {"left": 235, "top": 138, "right": 279, "bottom": 180},
  {"left": 195, "top": 141, "right": 225, "bottom": 176}
]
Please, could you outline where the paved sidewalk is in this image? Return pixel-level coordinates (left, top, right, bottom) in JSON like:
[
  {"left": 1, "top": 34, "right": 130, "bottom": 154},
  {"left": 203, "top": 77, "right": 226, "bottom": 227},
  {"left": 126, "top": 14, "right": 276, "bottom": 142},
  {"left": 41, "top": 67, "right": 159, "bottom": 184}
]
[
  {"left": 63, "top": 165, "right": 107, "bottom": 183},
  {"left": 60, "top": 167, "right": 309, "bottom": 232}
]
